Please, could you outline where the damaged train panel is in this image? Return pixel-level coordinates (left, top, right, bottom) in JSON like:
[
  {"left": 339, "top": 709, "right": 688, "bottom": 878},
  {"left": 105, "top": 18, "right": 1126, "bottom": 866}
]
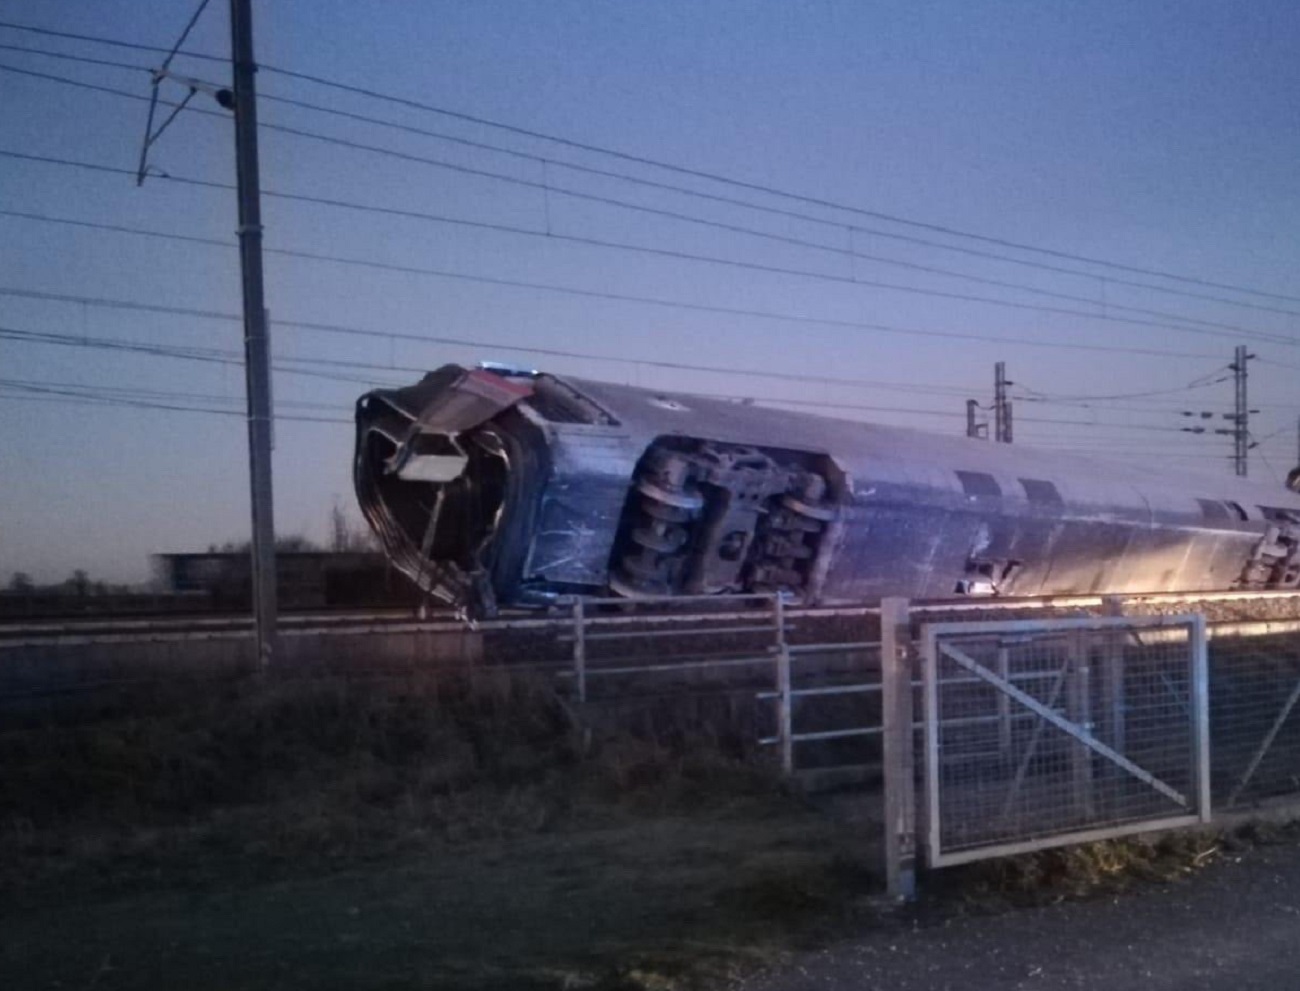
[{"left": 354, "top": 363, "right": 1300, "bottom": 615}]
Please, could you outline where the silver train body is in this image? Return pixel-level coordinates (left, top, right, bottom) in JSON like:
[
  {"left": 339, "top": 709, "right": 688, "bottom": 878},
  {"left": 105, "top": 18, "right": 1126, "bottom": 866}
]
[{"left": 354, "top": 363, "right": 1300, "bottom": 615}]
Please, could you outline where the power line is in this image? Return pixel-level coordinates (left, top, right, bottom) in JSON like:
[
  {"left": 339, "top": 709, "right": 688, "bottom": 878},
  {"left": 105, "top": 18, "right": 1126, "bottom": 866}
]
[
  {"left": 1029, "top": 449, "right": 1236, "bottom": 461},
  {"left": 700, "top": 393, "right": 1193, "bottom": 432},
  {"left": 246, "top": 119, "right": 1300, "bottom": 343},
  {"left": 1013, "top": 369, "right": 1231, "bottom": 403},
  {"left": 26, "top": 279, "right": 1277, "bottom": 430},
  {"left": 0, "top": 376, "right": 342, "bottom": 411},
  {"left": 5, "top": 147, "right": 1292, "bottom": 350},
  {"left": 2, "top": 53, "right": 1294, "bottom": 345},
  {"left": 8, "top": 52, "right": 1254, "bottom": 341},
  {"left": 22, "top": 57, "right": 1222, "bottom": 332},
  {"left": 6, "top": 43, "right": 1300, "bottom": 323},
  {"left": 13, "top": 379, "right": 1223, "bottom": 445},
  {"left": 0, "top": 19, "right": 225, "bottom": 62},
  {"left": 3, "top": 19, "right": 1298, "bottom": 306},
  {"left": 0, "top": 325, "right": 399, "bottom": 388},
  {"left": 0, "top": 379, "right": 347, "bottom": 422},
  {"left": 0, "top": 284, "right": 991, "bottom": 397},
  {"left": 0, "top": 322, "right": 1202, "bottom": 435},
  {"left": 0, "top": 41, "right": 148, "bottom": 72},
  {"left": 0, "top": 321, "right": 955, "bottom": 409},
  {"left": 251, "top": 72, "right": 1300, "bottom": 306},
  {"left": 252, "top": 65, "right": 1300, "bottom": 302},
  {"left": 0, "top": 210, "right": 1226, "bottom": 361},
  {"left": 0, "top": 393, "right": 347, "bottom": 423},
  {"left": 160, "top": 0, "right": 211, "bottom": 71}
]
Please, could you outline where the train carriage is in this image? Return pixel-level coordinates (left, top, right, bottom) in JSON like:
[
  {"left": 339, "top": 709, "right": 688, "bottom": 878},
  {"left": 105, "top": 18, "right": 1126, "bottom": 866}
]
[{"left": 355, "top": 363, "right": 1300, "bottom": 616}]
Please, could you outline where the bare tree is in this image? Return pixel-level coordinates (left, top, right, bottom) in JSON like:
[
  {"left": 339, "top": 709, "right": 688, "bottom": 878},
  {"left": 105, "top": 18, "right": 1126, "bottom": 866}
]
[{"left": 329, "top": 499, "right": 378, "bottom": 552}]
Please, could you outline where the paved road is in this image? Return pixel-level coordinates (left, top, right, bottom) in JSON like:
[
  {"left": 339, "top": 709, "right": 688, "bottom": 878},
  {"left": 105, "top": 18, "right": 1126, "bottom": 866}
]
[{"left": 737, "top": 841, "right": 1300, "bottom": 990}]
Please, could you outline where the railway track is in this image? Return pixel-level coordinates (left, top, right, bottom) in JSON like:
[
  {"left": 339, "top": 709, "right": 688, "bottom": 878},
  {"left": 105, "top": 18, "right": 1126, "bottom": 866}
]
[{"left": 6, "top": 588, "right": 1300, "bottom": 646}]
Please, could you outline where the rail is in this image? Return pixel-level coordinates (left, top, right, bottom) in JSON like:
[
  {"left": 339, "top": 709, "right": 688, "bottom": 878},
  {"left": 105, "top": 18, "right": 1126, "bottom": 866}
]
[{"left": 9, "top": 586, "right": 1300, "bottom": 644}]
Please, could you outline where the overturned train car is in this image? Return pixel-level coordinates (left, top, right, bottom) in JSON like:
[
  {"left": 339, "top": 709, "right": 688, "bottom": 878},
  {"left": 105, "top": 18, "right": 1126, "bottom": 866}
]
[{"left": 354, "top": 364, "right": 1300, "bottom": 615}]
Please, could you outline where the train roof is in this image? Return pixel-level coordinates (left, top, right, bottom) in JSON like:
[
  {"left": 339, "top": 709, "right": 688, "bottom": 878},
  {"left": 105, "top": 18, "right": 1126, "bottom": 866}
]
[{"left": 559, "top": 373, "right": 1300, "bottom": 522}]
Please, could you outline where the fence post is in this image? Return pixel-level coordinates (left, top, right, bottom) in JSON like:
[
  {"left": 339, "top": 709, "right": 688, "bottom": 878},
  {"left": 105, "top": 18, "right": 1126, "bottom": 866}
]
[
  {"left": 881, "top": 596, "right": 916, "bottom": 901},
  {"left": 996, "top": 645, "right": 1012, "bottom": 760},
  {"left": 1102, "top": 596, "right": 1126, "bottom": 762},
  {"left": 1067, "top": 629, "right": 1096, "bottom": 819},
  {"left": 573, "top": 597, "right": 587, "bottom": 704},
  {"left": 773, "top": 593, "right": 794, "bottom": 775},
  {"left": 1190, "top": 613, "right": 1212, "bottom": 821}
]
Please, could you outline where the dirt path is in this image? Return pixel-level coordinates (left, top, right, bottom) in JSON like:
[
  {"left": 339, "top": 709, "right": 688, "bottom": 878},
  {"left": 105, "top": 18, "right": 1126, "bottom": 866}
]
[{"left": 736, "top": 840, "right": 1300, "bottom": 991}]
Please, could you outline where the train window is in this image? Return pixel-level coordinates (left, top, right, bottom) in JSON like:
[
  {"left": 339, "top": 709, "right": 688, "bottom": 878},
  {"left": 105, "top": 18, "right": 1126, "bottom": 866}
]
[
  {"left": 1260, "top": 506, "right": 1300, "bottom": 523},
  {"left": 1197, "top": 498, "right": 1230, "bottom": 522},
  {"left": 1226, "top": 501, "right": 1249, "bottom": 521},
  {"left": 955, "top": 470, "right": 1002, "bottom": 498},
  {"left": 526, "top": 378, "right": 620, "bottom": 425},
  {"left": 1020, "top": 478, "right": 1063, "bottom": 506}
]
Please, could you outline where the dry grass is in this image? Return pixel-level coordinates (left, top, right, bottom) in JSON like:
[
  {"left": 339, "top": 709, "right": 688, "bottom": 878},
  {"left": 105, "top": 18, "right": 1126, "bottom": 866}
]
[
  {"left": 0, "top": 668, "right": 878, "bottom": 990},
  {"left": 943, "top": 831, "right": 1226, "bottom": 909},
  {"left": 0, "top": 667, "right": 797, "bottom": 889}
]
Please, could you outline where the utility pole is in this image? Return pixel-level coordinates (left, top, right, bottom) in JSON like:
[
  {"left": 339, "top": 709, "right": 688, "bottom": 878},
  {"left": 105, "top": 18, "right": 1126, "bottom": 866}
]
[
  {"left": 994, "top": 361, "right": 1013, "bottom": 443},
  {"left": 966, "top": 399, "right": 987, "bottom": 440},
  {"left": 1183, "top": 347, "right": 1257, "bottom": 477},
  {"left": 1228, "top": 345, "right": 1254, "bottom": 478},
  {"left": 230, "top": 0, "right": 277, "bottom": 666},
  {"left": 1291, "top": 416, "right": 1300, "bottom": 493}
]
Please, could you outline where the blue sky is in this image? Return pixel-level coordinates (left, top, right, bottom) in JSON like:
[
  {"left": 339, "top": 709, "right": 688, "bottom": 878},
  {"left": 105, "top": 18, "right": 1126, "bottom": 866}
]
[{"left": 1, "top": 0, "right": 1299, "bottom": 582}]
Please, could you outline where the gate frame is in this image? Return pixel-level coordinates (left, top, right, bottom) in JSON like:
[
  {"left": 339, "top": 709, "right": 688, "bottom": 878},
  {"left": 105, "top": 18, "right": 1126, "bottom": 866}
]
[{"left": 921, "top": 613, "right": 1211, "bottom": 868}]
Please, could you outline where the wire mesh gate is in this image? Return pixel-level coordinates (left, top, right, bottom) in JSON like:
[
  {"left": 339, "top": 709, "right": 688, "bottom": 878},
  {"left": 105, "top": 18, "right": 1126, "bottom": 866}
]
[{"left": 922, "top": 615, "right": 1211, "bottom": 867}]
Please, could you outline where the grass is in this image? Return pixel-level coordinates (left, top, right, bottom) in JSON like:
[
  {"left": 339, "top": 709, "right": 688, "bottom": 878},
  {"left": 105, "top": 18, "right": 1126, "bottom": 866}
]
[
  {"left": 936, "top": 830, "right": 1228, "bottom": 912},
  {"left": 0, "top": 669, "right": 878, "bottom": 990}
]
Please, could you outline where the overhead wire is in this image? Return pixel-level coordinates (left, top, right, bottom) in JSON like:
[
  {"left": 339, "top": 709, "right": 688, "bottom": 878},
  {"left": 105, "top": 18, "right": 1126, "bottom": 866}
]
[
  {"left": 0, "top": 19, "right": 226, "bottom": 63},
  {"left": 7, "top": 41, "right": 1300, "bottom": 322},
  {"left": 0, "top": 379, "right": 348, "bottom": 423},
  {"left": 248, "top": 63, "right": 1300, "bottom": 305},
  {"left": 0, "top": 211, "right": 1229, "bottom": 362},
  {"left": 0, "top": 377, "right": 1248, "bottom": 460},
  {"left": 0, "top": 283, "right": 991, "bottom": 397},
  {"left": 0, "top": 322, "right": 1212, "bottom": 435},
  {"left": 0, "top": 40, "right": 148, "bottom": 72},
  {"left": 2, "top": 61, "right": 1297, "bottom": 349},
  {"left": 2, "top": 19, "right": 1299, "bottom": 307},
  {"left": 0, "top": 326, "right": 400, "bottom": 388},
  {"left": 159, "top": 0, "right": 211, "bottom": 72},
  {"left": 4, "top": 145, "right": 1295, "bottom": 352},
  {"left": 1012, "top": 368, "right": 1233, "bottom": 404},
  {"left": 248, "top": 118, "right": 1300, "bottom": 341},
  {"left": 0, "top": 376, "right": 342, "bottom": 411}
]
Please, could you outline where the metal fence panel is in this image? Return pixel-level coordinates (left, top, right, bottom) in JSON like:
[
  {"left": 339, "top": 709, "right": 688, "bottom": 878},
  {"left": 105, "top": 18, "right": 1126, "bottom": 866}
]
[
  {"left": 923, "top": 615, "right": 1209, "bottom": 867},
  {"left": 1209, "top": 632, "right": 1300, "bottom": 809}
]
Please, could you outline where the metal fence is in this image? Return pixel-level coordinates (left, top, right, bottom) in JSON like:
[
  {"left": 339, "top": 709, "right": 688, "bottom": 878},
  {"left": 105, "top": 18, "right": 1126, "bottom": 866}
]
[
  {"left": 920, "top": 615, "right": 1211, "bottom": 867},
  {"left": 756, "top": 639, "right": 883, "bottom": 775},
  {"left": 563, "top": 593, "right": 787, "bottom": 704},
  {"left": 1210, "top": 631, "right": 1300, "bottom": 809},
  {"left": 561, "top": 594, "right": 884, "bottom": 777}
]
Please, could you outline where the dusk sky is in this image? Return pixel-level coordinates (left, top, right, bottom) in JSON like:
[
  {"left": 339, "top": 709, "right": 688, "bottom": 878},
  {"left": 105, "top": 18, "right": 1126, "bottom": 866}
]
[{"left": 2, "top": 0, "right": 1299, "bottom": 583}]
